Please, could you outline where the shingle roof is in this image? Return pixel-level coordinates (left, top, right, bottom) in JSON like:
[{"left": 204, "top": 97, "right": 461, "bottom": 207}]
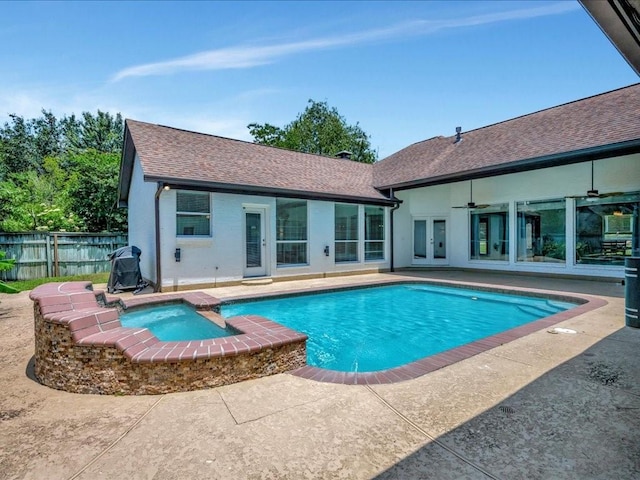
[
  {"left": 373, "top": 83, "right": 640, "bottom": 189},
  {"left": 121, "top": 84, "right": 640, "bottom": 205},
  {"left": 122, "top": 120, "right": 391, "bottom": 204}
]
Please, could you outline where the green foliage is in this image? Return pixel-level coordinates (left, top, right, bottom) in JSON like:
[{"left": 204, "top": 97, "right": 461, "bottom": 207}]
[
  {"left": 67, "top": 150, "right": 127, "bottom": 232},
  {"left": 0, "top": 114, "right": 41, "bottom": 176},
  {"left": 0, "top": 251, "right": 17, "bottom": 293},
  {"left": 576, "top": 242, "right": 590, "bottom": 259},
  {"left": 0, "top": 109, "right": 125, "bottom": 233},
  {"left": 0, "top": 250, "right": 15, "bottom": 272},
  {"left": 62, "top": 111, "right": 124, "bottom": 153},
  {"left": 247, "top": 122, "right": 284, "bottom": 146},
  {"left": 248, "top": 100, "right": 377, "bottom": 164},
  {"left": 541, "top": 238, "right": 566, "bottom": 260},
  {"left": 0, "top": 159, "right": 82, "bottom": 232}
]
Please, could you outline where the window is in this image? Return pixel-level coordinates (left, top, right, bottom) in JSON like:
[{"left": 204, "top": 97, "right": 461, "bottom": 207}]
[
  {"left": 276, "top": 199, "right": 308, "bottom": 265},
  {"left": 365, "top": 206, "right": 385, "bottom": 261},
  {"left": 470, "top": 204, "right": 508, "bottom": 261},
  {"left": 576, "top": 193, "right": 639, "bottom": 265},
  {"left": 335, "top": 204, "right": 359, "bottom": 262},
  {"left": 516, "top": 199, "right": 566, "bottom": 263},
  {"left": 176, "top": 191, "right": 210, "bottom": 236}
]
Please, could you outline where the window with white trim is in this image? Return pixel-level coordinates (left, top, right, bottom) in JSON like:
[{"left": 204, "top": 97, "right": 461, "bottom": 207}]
[
  {"left": 364, "top": 206, "right": 385, "bottom": 261},
  {"left": 335, "top": 203, "right": 359, "bottom": 262},
  {"left": 176, "top": 191, "right": 211, "bottom": 236},
  {"left": 276, "top": 198, "right": 308, "bottom": 265},
  {"left": 516, "top": 199, "right": 566, "bottom": 263},
  {"left": 470, "top": 204, "right": 508, "bottom": 260}
]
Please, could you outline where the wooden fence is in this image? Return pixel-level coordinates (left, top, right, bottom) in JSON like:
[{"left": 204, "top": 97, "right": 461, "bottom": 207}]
[{"left": 0, "top": 232, "right": 128, "bottom": 281}]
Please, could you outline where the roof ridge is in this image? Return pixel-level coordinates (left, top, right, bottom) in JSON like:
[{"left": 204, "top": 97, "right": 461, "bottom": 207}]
[
  {"left": 454, "top": 82, "right": 640, "bottom": 138},
  {"left": 125, "top": 118, "right": 373, "bottom": 165}
]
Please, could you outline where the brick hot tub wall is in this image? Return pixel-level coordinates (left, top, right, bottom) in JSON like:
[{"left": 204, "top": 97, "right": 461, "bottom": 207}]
[{"left": 30, "top": 282, "right": 307, "bottom": 395}]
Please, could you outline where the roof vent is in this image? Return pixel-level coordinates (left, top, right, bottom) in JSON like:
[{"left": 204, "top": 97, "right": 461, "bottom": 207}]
[
  {"left": 335, "top": 150, "right": 352, "bottom": 159},
  {"left": 455, "top": 126, "right": 462, "bottom": 143}
]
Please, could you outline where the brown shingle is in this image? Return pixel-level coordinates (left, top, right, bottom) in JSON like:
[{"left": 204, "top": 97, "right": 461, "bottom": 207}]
[
  {"left": 122, "top": 84, "right": 640, "bottom": 203},
  {"left": 373, "top": 83, "right": 640, "bottom": 189},
  {"left": 125, "top": 120, "right": 390, "bottom": 204}
]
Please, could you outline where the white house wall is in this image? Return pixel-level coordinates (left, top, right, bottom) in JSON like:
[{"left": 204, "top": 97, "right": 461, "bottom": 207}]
[
  {"left": 127, "top": 155, "right": 157, "bottom": 282},
  {"left": 156, "top": 190, "right": 390, "bottom": 290},
  {"left": 393, "top": 154, "right": 640, "bottom": 278}
]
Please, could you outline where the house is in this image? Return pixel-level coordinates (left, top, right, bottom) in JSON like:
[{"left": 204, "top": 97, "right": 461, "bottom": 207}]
[{"left": 118, "top": 84, "right": 640, "bottom": 291}]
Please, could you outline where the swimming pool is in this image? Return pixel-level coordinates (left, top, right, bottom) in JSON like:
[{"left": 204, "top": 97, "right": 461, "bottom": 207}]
[
  {"left": 120, "top": 304, "right": 239, "bottom": 341},
  {"left": 221, "top": 283, "right": 576, "bottom": 373}
]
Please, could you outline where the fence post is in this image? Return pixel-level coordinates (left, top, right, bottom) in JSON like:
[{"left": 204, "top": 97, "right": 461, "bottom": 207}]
[
  {"left": 44, "top": 233, "right": 51, "bottom": 278},
  {"left": 53, "top": 233, "right": 59, "bottom": 277}
]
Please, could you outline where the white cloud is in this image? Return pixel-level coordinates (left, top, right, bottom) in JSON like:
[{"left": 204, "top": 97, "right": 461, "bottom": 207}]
[
  {"left": 111, "top": 2, "right": 580, "bottom": 81},
  {"left": 0, "top": 79, "right": 278, "bottom": 144},
  {"left": 0, "top": 92, "right": 49, "bottom": 121},
  {"left": 0, "top": 88, "right": 130, "bottom": 125}
]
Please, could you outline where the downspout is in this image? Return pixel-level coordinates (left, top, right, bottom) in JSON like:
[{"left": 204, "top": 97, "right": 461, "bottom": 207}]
[
  {"left": 154, "top": 182, "right": 165, "bottom": 292},
  {"left": 389, "top": 188, "right": 403, "bottom": 272}
]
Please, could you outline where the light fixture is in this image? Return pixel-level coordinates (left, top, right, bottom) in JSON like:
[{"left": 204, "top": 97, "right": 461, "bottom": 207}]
[{"left": 163, "top": 185, "right": 170, "bottom": 191}]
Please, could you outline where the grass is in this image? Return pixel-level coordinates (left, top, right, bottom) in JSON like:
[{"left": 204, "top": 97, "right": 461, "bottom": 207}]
[{"left": 2, "top": 272, "right": 110, "bottom": 293}]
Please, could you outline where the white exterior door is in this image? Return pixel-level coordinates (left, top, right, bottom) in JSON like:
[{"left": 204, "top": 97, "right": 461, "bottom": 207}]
[
  {"left": 244, "top": 207, "right": 267, "bottom": 277},
  {"left": 412, "top": 217, "right": 449, "bottom": 265}
]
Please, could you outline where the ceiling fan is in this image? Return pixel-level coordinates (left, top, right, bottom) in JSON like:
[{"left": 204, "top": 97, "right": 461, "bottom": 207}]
[
  {"left": 453, "top": 180, "right": 491, "bottom": 209},
  {"left": 566, "top": 160, "right": 623, "bottom": 199}
]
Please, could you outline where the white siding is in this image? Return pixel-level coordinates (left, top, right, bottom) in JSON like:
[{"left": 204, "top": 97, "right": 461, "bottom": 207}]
[
  {"left": 393, "top": 154, "right": 640, "bottom": 278},
  {"left": 126, "top": 155, "right": 157, "bottom": 282},
  {"left": 156, "top": 191, "right": 391, "bottom": 289}
]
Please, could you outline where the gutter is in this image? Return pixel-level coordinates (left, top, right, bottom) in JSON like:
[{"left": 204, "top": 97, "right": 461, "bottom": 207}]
[
  {"left": 154, "top": 182, "right": 165, "bottom": 292},
  {"left": 145, "top": 177, "right": 396, "bottom": 207},
  {"left": 389, "top": 188, "right": 403, "bottom": 272}
]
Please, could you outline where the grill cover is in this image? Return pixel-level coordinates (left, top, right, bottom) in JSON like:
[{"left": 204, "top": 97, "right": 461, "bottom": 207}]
[{"left": 107, "top": 246, "right": 145, "bottom": 294}]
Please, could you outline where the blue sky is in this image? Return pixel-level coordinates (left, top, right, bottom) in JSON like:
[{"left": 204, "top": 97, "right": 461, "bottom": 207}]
[{"left": 0, "top": 1, "right": 637, "bottom": 158}]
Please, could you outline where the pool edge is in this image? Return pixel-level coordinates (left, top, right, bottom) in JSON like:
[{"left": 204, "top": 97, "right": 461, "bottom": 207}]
[{"left": 285, "top": 282, "right": 606, "bottom": 385}]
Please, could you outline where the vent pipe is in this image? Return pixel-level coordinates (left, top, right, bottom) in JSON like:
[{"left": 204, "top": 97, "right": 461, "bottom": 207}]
[{"left": 455, "top": 126, "right": 462, "bottom": 143}]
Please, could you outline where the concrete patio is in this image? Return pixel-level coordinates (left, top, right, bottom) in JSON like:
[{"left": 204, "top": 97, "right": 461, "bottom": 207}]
[{"left": 1, "top": 271, "right": 638, "bottom": 479}]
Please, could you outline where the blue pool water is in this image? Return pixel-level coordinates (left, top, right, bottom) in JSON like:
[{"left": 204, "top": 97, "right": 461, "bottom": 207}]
[
  {"left": 120, "top": 304, "right": 238, "bottom": 341},
  {"left": 221, "top": 283, "right": 575, "bottom": 373}
]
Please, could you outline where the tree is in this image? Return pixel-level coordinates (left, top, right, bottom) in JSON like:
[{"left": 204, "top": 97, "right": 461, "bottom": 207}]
[
  {"left": 248, "top": 100, "right": 377, "bottom": 164},
  {"left": 0, "top": 114, "right": 41, "bottom": 178},
  {"left": 0, "top": 158, "right": 82, "bottom": 232},
  {"left": 66, "top": 150, "right": 127, "bottom": 232},
  {"left": 0, "top": 109, "right": 126, "bottom": 233},
  {"left": 65, "top": 111, "right": 123, "bottom": 153},
  {"left": 0, "top": 110, "right": 124, "bottom": 182}
]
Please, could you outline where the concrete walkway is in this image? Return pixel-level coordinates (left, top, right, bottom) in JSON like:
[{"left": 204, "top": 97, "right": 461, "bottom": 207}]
[{"left": 1, "top": 271, "right": 639, "bottom": 479}]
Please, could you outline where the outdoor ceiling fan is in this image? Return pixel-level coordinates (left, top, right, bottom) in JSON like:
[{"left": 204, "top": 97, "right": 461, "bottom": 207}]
[
  {"left": 453, "top": 180, "right": 490, "bottom": 209},
  {"left": 565, "top": 160, "right": 623, "bottom": 199}
]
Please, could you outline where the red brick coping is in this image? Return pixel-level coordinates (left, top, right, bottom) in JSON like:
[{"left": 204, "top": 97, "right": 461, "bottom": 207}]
[
  {"left": 30, "top": 280, "right": 608, "bottom": 392},
  {"left": 30, "top": 282, "right": 307, "bottom": 394},
  {"left": 289, "top": 284, "right": 608, "bottom": 385}
]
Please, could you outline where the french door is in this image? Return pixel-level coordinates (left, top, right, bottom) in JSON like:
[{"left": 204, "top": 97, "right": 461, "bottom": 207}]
[{"left": 412, "top": 217, "right": 448, "bottom": 265}]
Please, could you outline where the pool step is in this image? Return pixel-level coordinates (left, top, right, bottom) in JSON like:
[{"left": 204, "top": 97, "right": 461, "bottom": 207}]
[
  {"left": 241, "top": 277, "right": 273, "bottom": 286},
  {"left": 517, "top": 304, "right": 563, "bottom": 317},
  {"left": 197, "top": 310, "right": 227, "bottom": 328}
]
